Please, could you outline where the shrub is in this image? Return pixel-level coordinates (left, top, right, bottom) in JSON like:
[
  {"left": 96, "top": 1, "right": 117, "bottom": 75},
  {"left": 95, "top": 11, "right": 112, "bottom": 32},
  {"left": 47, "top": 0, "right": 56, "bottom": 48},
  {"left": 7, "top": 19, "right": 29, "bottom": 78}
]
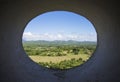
[{"left": 38, "top": 58, "right": 84, "bottom": 69}]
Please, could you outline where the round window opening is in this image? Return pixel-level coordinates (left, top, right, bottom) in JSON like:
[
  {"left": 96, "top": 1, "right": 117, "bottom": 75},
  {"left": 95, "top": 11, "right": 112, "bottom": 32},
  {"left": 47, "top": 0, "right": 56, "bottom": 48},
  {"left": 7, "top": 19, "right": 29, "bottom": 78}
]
[{"left": 22, "top": 11, "right": 97, "bottom": 70}]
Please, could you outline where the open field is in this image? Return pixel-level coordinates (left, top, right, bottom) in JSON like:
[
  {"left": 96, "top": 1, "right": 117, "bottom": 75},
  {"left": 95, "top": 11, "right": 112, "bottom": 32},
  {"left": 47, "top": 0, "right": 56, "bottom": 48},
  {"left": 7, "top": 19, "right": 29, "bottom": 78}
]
[
  {"left": 23, "top": 40, "right": 96, "bottom": 69},
  {"left": 29, "top": 54, "right": 90, "bottom": 63}
]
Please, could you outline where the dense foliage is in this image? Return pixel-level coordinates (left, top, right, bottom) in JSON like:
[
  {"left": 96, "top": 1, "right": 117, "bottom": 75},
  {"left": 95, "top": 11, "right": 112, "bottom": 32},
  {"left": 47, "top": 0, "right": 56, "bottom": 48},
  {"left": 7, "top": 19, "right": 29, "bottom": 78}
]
[
  {"left": 23, "top": 40, "right": 96, "bottom": 69},
  {"left": 38, "top": 58, "right": 85, "bottom": 69}
]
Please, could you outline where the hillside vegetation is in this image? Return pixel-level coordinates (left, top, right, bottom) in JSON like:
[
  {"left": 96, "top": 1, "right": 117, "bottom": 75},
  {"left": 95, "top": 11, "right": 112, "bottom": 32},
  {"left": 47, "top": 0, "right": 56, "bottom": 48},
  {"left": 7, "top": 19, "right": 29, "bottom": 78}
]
[{"left": 23, "top": 40, "right": 96, "bottom": 69}]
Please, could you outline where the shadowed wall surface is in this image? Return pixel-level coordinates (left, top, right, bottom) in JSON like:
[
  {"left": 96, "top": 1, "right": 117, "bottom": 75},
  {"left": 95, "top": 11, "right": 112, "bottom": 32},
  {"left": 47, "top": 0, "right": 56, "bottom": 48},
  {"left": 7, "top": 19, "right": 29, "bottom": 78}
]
[{"left": 0, "top": 0, "right": 120, "bottom": 82}]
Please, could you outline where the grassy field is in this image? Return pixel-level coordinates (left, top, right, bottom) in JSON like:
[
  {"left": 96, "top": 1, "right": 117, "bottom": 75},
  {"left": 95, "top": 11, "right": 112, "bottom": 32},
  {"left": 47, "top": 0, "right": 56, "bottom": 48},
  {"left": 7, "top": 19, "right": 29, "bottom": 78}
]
[
  {"left": 23, "top": 40, "right": 96, "bottom": 69},
  {"left": 29, "top": 54, "right": 90, "bottom": 63}
]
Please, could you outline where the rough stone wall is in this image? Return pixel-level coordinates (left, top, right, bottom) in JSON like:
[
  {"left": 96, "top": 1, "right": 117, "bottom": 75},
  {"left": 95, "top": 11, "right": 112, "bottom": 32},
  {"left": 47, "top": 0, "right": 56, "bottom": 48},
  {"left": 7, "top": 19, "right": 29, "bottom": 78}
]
[{"left": 0, "top": 0, "right": 120, "bottom": 82}]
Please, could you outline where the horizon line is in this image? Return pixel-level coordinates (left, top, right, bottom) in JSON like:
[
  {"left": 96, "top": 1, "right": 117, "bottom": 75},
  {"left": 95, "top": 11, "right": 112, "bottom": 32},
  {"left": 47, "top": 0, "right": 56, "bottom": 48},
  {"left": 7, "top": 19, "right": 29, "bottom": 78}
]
[{"left": 23, "top": 39, "right": 97, "bottom": 42}]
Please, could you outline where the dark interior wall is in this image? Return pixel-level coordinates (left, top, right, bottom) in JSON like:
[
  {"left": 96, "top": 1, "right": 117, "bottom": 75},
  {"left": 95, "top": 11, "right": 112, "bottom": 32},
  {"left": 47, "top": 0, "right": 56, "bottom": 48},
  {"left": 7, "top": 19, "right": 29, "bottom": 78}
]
[{"left": 0, "top": 0, "right": 120, "bottom": 82}]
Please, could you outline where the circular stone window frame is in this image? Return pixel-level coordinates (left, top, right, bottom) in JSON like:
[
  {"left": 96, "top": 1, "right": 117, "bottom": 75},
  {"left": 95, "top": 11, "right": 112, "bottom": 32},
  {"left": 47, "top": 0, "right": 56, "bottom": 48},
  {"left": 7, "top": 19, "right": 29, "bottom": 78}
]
[
  {"left": 2, "top": 1, "right": 117, "bottom": 82},
  {"left": 22, "top": 8, "right": 98, "bottom": 82},
  {"left": 22, "top": 10, "right": 98, "bottom": 70},
  {"left": 21, "top": 2, "right": 98, "bottom": 82}
]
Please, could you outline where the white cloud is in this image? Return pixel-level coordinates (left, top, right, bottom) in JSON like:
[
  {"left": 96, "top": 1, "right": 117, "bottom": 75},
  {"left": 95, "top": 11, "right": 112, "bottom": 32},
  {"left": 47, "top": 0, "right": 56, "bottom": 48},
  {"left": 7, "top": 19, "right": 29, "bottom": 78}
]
[{"left": 23, "top": 32, "right": 97, "bottom": 41}]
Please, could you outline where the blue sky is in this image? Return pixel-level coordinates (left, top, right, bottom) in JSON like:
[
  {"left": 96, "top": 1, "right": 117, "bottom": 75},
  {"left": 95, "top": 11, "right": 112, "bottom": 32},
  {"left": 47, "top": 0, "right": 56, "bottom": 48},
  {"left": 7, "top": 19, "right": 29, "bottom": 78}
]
[{"left": 23, "top": 11, "right": 97, "bottom": 41}]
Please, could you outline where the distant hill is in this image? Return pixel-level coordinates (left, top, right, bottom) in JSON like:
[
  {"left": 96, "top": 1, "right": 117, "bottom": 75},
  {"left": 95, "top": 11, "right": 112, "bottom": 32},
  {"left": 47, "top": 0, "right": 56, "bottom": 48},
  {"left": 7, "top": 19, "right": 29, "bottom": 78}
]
[{"left": 23, "top": 40, "right": 97, "bottom": 46}]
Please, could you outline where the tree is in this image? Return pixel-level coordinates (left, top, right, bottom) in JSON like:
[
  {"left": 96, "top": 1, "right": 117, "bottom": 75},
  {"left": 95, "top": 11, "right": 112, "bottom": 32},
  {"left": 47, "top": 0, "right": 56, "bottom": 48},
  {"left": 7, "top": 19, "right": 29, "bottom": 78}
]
[{"left": 72, "top": 48, "right": 79, "bottom": 55}]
